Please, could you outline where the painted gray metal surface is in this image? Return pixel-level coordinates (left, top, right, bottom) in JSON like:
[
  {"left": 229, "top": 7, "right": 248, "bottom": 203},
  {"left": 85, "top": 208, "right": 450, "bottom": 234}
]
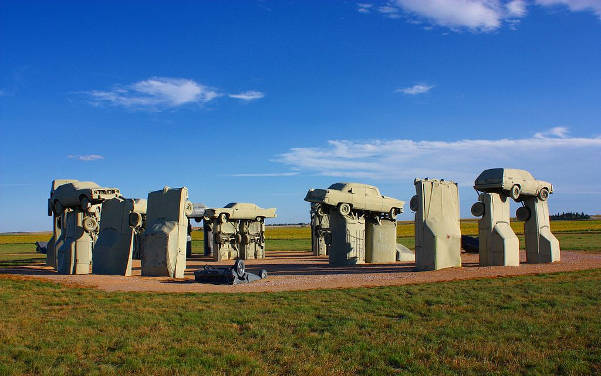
[
  {"left": 93, "top": 198, "right": 147, "bottom": 276},
  {"left": 518, "top": 197, "right": 560, "bottom": 263},
  {"left": 327, "top": 212, "right": 366, "bottom": 266},
  {"left": 239, "top": 219, "right": 266, "bottom": 259},
  {"left": 396, "top": 243, "right": 416, "bottom": 262},
  {"left": 474, "top": 168, "right": 552, "bottom": 201},
  {"left": 310, "top": 203, "right": 330, "bottom": 256},
  {"left": 56, "top": 209, "right": 97, "bottom": 275},
  {"left": 411, "top": 178, "right": 461, "bottom": 271},
  {"left": 472, "top": 193, "right": 520, "bottom": 266},
  {"left": 365, "top": 217, "right": 397, "bottom": 263},
  {"left": 305, "top": 182, "right": 404, "bottom": 217},
  {"left": 141, "top": 187, "right": 190, "bottom": 278}
]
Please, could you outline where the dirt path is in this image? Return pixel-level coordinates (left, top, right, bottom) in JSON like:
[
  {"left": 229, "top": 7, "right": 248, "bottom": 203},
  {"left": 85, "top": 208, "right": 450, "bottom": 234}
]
[{"left": 2, "top": 250, "right": 601, "bottom": 293}]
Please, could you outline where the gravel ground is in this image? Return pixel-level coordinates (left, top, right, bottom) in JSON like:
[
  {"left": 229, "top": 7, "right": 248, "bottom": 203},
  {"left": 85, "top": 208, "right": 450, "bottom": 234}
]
[{"left": 2, "top": 250, "right": 600, "bottom": 293}]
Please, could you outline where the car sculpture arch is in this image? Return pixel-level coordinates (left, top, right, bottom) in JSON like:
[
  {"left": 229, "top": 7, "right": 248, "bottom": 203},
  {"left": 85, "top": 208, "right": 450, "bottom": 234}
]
[
  {"left": 474, "top": 168, "right": 553, "bottom": 201},
  {"left": 304, "top": 182, "right": 404, "bottom": 218}
]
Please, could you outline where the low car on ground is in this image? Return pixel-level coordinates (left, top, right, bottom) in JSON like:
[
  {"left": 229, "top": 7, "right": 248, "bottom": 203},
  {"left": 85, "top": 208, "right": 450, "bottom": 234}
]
[
  {"left": 304, "top": 182, "right": 404, "bottom": 217},
  {"left": 204, "top": 203, "right": 277, "bottom": 222},
  {"left": 474, "top": 168, "right": 553, "bottom": 201},
  {"left": 50, "top": 181, "right": 121, "bottom": 213}
]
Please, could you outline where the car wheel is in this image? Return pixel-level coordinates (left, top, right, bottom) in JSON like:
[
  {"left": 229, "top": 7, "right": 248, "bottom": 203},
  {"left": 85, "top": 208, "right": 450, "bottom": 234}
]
[
  {"left": 389, "top": 207, "right": 398, "bottom": 219},
  {"left": 184, "top": 201, "right": 194, "bottom": 216},
  {"left": 516, "top": 206, "right": 531, "bottom": 221},
  {"left": 255, "top": 216, "right": 264, "bottom": 223},
  {"left": 316, "top": 205, "right": 325, "bottom": 216},
  {"left": 471, "top": 202, "right": 485, "bottom": 217},
  {"left": 538, "top": 188, "right": 549, "bottom": 201},
  {"left": 338, "top": 203, "right": 351, "bottom": 216},
  {"left": 219, "top": 213, "right": 228, "bottom": 223},
  {"left": 510, "top": 185, "right": 521, "bottom": 201},
  {"left": 234, "top": 259, "right": 245, "bottom": 278},
  {"left": 409, "top": 195, "right": 419, "bottom": 212},
  {"left": 82, "top": 216, "right": 98, "bottom": 232}
]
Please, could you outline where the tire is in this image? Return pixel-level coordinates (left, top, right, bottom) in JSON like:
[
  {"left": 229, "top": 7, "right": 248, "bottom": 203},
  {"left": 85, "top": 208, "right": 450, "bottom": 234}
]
[
  {"left": 316, "top": 205, "right": 325, "bottom": 216},
  {"left": 82, "top": 216, "right": 98, "bottom": 232},
  {"left": 219, "top": 213, "right": 228, "bottom": 223},
  {"left": 255, "top": 216, "right": 264, "bottom": 223},
  {"left": 184, "top": 201, "right": 194, "bottom": 216},
  {"left": 129, "top": 212, "right": 142, "bottom": 227},
  {"left": 259, "top": 269, "right": 268, "bottom": 279},
  {"left": 538, "top": 188, "right": 549, "bottom": 201},
  {"left": 338, "top": 203, "right": 351, "bottom": 216},
  {"left": 516, "top": 206, "right": 531, "bottom": 221},
  {"left": 80, "top": 196, "right": 91, "bottom": 211},
  {"left": 510, "top": 185, "right": 521, "bottom": 201},
  {"left": 409, "top": 195, "right": 419, "bottom": 212},
  {"left": 471, "top": 202, "right": 485, "bottom": 217},
  {"left": 234, "top": 259, "right": 245, "bottom": 278},
  {"left": 389, "top": 207, "right": 398, "bottom": 219}
]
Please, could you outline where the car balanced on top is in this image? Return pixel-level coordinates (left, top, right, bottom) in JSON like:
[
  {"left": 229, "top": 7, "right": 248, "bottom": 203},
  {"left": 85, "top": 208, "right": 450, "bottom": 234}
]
[
  {"left": 304, "top": 182, "right": 404, "bottom": 219},
  {"left": 474, "top": 168, "right": 553, "bottom": 201}
]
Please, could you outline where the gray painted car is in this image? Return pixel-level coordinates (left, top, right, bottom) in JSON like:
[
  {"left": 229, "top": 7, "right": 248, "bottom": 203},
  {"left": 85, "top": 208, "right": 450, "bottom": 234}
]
[
  {"left": 50, "top": 181, "right": 121, "bottom": 213},
  {"left": 304, "top": 182, "right": 404, "bottom": 217},
  {"left": 474, "top": 168, "right": 553, "bottom": 201}
]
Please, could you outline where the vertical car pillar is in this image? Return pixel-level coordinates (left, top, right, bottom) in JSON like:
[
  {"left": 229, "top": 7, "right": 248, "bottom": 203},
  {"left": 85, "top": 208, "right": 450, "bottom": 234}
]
[
  {"left": 57, "top": 209, "right": 97, "bottom": 274},
  {"left": 92, "top": 198, "right": 146, "bottom": 276},
  {"left": 212, "top": 218, "right": 240, "bottom": 261},
  {"left": 517, "top": 197, "right": 560, "bottom": 264},
  {"left": 411, "top": 179, "right": 462, "bottom": 271},
  {"left": 239, "top": 219, "right": 265, "bottom": 259},
  {"left": 142, "top": 187, "right": 191, "bottom": 278},
  {"left": 310, "top": 204, "right": 330, "bottom": 256},
  {"left": 46, "top": 213, "right": 61, "bottom": 267},
  {"left": 472, "top": 193, "right": 520, "bottom": 266},
  {"left": 365, "top": 216, "right": 397, "bottom": 263},
  {"left": 203, "top": 219, "right": 214, "bottom": 256},
  {"left": 327, "top": 212, "right": 366, "bottom": 266}
]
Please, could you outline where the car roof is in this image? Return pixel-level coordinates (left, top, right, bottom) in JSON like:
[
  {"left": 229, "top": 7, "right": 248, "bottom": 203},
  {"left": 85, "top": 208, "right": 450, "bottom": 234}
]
[
  {"left": 224, "top": 202, "right": 258, "bottom": 209},
  {"left": 327, "top": 182, "right": 378, "bottom": 191}
]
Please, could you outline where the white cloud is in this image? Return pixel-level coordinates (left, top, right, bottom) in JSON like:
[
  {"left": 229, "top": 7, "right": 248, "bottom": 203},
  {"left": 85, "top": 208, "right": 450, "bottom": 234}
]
[
  {"left": 536, "top": 0, "right": 601, "bottom": 19},
  {"left": 534, "top": 126, "right": 569, "bottom": 138},
  {"left": 396, "top": 84, "right": 434, "bottom": 95},
  {"left": 357, "top": 3, "right": 373, "bottom": 13},
  {"left": 68, "top": 154, "right": 104, "bottom": 161},
  {"left": 359, "top": 0, "right": 600, "bottom": 31},
  {"left": 378, "top": 5, "right": 402, "bottom": 18},
  {"left": 229, "top": 172, "right": 299, "bottom": 177},
  {"left": 507, "top": 0, "right": 527, "bottom": 17},
  {"left": 228, "top": 91, "right": 265, "bottom": 101},
  {"left": 88, "top": 77, "right": 220, "bottom": 109},
  {"left": 277, "top": 128, "right": 601, "bottom": 192}
]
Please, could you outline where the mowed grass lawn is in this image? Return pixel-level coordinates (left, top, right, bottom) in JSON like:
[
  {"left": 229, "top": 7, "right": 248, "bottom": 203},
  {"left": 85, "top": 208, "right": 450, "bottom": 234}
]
[
  {"left": 1, "top": 270, "right": 601, "bottom": 375},
  {"left": 1, "top": 220, "right": 600, "bottom": 374}
]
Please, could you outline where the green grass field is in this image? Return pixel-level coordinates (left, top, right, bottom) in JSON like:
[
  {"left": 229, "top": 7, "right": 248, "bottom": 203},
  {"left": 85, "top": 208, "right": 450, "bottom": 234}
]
[
  {"left": 1, "top": 269, "right": 601, "bottom": 375},
  {"left": 1, "top": 221, "right": 600, "bottom": 374}
]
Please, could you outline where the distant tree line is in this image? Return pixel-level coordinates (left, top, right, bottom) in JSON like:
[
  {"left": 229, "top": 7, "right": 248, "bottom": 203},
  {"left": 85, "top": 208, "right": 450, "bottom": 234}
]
[{"left": 550, "top": 212, "right": 590, "bottom": 220}]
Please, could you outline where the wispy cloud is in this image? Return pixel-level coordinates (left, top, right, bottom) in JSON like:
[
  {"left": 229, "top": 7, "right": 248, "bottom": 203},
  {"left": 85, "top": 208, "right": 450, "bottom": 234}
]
[
  {"left": 358, "top": 0, "right": 600, "bottom": 31},
  {"left": 228, "top": 91, "right": 265, "bottom": 101},
  {"left": 396, "top": 84, "right": 434, "bottom": 95},
  {"left": 68, "top": 154, "right": 104, "bottom": 161},
  {"left": 86, "top": 77, "right": 263, "bottom": 110},
  {"left": 229, "top": 172, "right": 299, "bottom": 177},
  {"left": 536, "top": 0, "right": 601, "bottom": 19},
  {"left": 277, "top": 127, "right": 601, "bottom": 191}
]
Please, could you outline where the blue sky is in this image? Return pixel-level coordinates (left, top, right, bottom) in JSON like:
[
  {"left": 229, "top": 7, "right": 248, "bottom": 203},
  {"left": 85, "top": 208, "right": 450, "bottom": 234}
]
[{"left": 1, "top": 0, "right": 601, "bottom": 232}]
